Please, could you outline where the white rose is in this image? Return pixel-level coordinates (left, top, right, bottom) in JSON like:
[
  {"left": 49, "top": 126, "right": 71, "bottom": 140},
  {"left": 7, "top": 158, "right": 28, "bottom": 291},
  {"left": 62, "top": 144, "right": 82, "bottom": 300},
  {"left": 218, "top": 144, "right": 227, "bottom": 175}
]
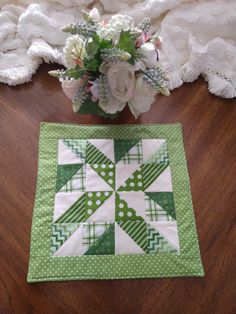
[
  {"left": 96, "top": 62, "right": 138, "bottom": 114},
  {"left": 138, "top": 42, "right": 158, "bottom": 68},
  {"left": 60, "top": 78, "right": 83, "bottom": 100},
  {"left": 128, "top": 74, "right": 156, "bottom": 118}
]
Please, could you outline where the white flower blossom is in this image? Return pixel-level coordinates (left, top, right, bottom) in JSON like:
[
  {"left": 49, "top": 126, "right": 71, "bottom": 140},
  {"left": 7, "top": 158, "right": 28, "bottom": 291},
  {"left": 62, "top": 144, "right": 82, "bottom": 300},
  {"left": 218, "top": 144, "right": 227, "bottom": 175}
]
[
  {"left": 63, "top": 35, "right": 86, "bottom": 69},
  {"left": 138, "top": 42, "right": 158, "bottom": 68},
  {"left": 128, "top": 74, "right": 157, "bottom": 118},
  {"left": 98, "top": 14, "right": 135, "bottom": 41}
]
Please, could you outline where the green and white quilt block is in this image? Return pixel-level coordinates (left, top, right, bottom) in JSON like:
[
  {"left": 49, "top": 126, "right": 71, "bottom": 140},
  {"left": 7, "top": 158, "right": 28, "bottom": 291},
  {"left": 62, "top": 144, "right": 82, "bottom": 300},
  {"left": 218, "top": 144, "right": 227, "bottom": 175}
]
[
  {"left": 52, "top": 137, "right": 179, "bottom": 257},
  {"left": 28, "top": 123, "right": 204, "bottom": 282}
]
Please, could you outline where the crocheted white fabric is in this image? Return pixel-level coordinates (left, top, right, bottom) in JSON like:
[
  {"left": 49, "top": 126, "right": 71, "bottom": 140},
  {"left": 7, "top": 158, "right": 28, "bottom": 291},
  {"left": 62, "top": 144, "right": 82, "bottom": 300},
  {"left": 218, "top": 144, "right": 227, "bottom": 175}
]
[{"left": 0, "top": 0, "right": 235, "bottom": 98}]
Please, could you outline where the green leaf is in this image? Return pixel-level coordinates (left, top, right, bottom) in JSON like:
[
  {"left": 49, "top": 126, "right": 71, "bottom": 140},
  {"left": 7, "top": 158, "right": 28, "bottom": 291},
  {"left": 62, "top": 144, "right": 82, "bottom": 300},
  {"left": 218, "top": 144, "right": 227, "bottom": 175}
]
[
  {"left": 83, "top": 57, "right": 100, "bottom": 72},
  {"left": 65, "top": 65, "right": 86, "bottom": 79},
  {"left": 85, "top": 33, "right": 100, "bottom": 59},
  {"left": 117, "top": 31, "right": 137, "bottom": 59},
  {"left": 62, "top": 24, "right": 76, "bottom": 33},
  {"left": 99, "top": 38, "right": 113, "bottom": 50},
  {"left": 84, "top": 36, "right": 113, "bottom": 71},
  {"left": 78, "top": 99, "right": 119, "bottom": 119}
]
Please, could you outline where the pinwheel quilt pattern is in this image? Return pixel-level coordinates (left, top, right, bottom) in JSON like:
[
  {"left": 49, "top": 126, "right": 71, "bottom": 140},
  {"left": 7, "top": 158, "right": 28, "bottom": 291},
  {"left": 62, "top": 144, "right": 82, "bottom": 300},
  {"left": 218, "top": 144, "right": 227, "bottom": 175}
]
[{"left": 52, "top": 138, "right": 180, "bottom": 256}]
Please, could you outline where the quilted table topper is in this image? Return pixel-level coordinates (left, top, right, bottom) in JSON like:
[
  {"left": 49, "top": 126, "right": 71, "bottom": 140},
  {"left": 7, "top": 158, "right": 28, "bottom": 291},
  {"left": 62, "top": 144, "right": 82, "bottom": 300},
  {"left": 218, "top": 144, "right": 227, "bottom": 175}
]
[{"left": 28, "top": 123, "right": 204, "bottom": 282}]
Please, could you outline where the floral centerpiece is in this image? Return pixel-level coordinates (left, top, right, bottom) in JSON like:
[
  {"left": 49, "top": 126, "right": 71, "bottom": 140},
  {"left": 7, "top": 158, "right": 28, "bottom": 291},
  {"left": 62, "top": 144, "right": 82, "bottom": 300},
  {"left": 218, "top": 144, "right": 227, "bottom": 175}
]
[{"left": 49, "top": 8, "right": 170, "bottom": 118}]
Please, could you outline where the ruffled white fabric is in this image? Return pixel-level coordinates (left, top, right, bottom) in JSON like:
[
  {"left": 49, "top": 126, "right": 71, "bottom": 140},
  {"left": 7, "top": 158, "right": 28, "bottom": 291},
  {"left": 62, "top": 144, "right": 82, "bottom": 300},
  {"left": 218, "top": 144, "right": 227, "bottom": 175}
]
[{"left": 0, "top": 0, "right": 235, "bottom": 98}]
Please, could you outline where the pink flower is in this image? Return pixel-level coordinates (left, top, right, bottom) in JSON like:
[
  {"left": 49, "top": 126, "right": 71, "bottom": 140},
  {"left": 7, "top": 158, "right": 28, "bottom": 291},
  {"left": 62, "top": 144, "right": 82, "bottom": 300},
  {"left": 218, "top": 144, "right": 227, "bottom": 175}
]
[
  {"left": 135, "top": 32, "right": 150, "bottom": 48},
  {"left": 153, "top": 36, "right": 162, "bottom": 50}
]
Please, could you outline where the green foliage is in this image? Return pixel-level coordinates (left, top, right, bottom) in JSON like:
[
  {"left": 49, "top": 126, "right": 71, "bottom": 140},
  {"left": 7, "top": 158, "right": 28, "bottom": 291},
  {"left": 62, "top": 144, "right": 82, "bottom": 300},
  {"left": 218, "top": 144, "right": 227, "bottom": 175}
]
[
  {"left": 49, "top": 66, "right": 86, "bottom": 80},
  {"left": 85, "top": 33, "right": 100, "bottom": 58},
  {"left": 62, "top": 24, "right": 76, "bottom": 34},
  {"left": 117, "top": 31, "right": 138, "bottom": 62},
  {"left": 83, "top": 57, "right": 100, "bottom": 72},
  {"left": 99, "top": 38, "right": 113, "bottom": 50},
  {"left": 65, "top": 65, "right": 86, "bottom": 79},
  {"left": 84, "top": 34, "right": 113, "bottom": 72},
  {"left": 78, "top": 98, "right": 119, "bottom": 119}
]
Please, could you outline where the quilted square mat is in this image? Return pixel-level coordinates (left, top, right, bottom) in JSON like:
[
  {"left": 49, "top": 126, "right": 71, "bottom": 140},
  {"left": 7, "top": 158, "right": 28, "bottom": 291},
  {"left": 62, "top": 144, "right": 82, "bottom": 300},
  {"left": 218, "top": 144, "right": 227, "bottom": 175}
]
[{"left": 27, "top": 123, "right": 204, "bottom": 282}]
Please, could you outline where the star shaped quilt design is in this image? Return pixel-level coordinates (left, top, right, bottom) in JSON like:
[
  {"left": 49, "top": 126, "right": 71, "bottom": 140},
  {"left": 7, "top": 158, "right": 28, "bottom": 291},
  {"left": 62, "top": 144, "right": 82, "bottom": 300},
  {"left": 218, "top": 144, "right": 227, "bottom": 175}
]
[{"left": 51, "top": 138, "right": 180, "bottom": 256}]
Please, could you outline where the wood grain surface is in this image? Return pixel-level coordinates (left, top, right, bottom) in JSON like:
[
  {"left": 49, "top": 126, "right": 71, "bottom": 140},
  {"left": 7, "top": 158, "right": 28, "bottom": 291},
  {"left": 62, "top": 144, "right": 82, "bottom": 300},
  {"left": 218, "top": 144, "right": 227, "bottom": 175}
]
[{"left": 0, "top": 63, "right": 235, "bottom": 314}]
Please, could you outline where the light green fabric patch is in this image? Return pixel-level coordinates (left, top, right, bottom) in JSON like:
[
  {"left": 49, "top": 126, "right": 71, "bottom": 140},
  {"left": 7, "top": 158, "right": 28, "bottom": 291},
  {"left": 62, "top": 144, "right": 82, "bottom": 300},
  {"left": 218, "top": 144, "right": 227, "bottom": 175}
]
[
  {"left": 146, "top": 141, "right": 169, "bottom": 164},
  {"left": 28, "top": 123, "right": 204, "bottom": 282},
  {"left": 117, "top": 167, "right": 143, "bottom": 191},
  {"left": 82, "top": 222, "right": 111, "bottom": 254},
  {"left": 85, "top": 192, "right": 113, "bottom": 220},
  {"left": 51, "top": 223, "right": 79, "bottom": 254},
  {"left": 90, "top": 164, "right": 115, "bottom": 190},
  {"left": 147, "top": 223, "right": 177, "bottom": 254},
  {"left": 62, "top": 139, "right": 87, "bottom": 161},
  {"left": 115, "top": 192, "right": 143, "bottom": 221}
]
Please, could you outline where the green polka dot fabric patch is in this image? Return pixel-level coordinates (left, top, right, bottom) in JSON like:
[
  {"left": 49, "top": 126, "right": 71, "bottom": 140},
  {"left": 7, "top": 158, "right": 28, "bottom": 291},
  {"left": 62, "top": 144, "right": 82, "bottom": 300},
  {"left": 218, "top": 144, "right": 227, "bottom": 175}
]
[{"left": 27, "top": 123, "right": 204, "bottom": 282}]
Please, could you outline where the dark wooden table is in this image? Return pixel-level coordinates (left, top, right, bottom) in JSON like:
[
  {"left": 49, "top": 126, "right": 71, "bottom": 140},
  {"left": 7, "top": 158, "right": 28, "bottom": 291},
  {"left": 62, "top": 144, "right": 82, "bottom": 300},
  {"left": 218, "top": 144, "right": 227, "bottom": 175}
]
[{"left": 0, "top": 63, "right": 235, "bottom": 314}]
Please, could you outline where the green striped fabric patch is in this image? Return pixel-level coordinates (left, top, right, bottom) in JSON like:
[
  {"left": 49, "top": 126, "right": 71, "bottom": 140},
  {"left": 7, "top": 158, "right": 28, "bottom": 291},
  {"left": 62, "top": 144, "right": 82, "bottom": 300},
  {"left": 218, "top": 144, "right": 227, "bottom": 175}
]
[{"left": 27, "top": 123, "right": 204, "bottom": 282}]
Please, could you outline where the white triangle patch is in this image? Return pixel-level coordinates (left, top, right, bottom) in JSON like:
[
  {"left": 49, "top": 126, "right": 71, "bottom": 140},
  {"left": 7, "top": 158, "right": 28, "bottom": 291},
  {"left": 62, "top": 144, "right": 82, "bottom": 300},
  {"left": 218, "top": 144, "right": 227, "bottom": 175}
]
[
  {"left": 87, "top": 193, "right": 115, "bottom": 222},
  {"left": 117, "top": 140, "right": 142, "bottom": 165},
  {"left": 88, "top": 139, "right": 114, "bottom": 163},
  {"left": 145, "top": 166, "right": 173, "bottom": 192},
  {"left": 53, "top": 224, "right": 83, "bottom": 256},
  {"left": 58, "top": 166, "right": 85, "bottom": 193},
  {"left": 118, "top": 192, "right": 146, "bottom": 220},
  {"left": 58, "top": 140, "right": 83, "bottom": 164},
  {"left": 116, "top": 164, "right": 141, "bottom": 189},
  {"left": 54, "top": 191, "right": 85, "bottom": 222},
  {"left": 86, "top": 164, "right": 113, "bottom": 191},
  {"left": 142, "top": 139, "right": 166, "bottom": 163},
  {"left": 115, "top": 223, "right": 145, "bottom": 255},
  {"left": 149, "top": 221, "right": 180, "bottom": 252}
]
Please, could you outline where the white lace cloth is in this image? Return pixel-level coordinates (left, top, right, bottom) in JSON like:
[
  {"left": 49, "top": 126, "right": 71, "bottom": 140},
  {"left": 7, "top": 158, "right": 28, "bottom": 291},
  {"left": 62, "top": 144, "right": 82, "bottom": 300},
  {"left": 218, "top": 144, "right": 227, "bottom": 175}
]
[{"left": 0, "top": 0, "right": 235, "bottom": 98}]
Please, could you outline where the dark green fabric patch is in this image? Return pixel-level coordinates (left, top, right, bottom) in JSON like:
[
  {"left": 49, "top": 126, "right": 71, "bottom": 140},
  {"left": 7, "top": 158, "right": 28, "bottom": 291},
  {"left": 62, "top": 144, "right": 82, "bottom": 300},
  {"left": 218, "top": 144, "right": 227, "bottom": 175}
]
[
  {"left": 85, "top": 224, "right": 115, "bottom": 255},
  {"left": 146, "top": 192, "right": 176, "bottom": 220},
  {"left": 55, "top": 164, "right": 83, "bottom": 192},
  {"left": 114, "top": 139, "right": 140, "bottom": 163}
]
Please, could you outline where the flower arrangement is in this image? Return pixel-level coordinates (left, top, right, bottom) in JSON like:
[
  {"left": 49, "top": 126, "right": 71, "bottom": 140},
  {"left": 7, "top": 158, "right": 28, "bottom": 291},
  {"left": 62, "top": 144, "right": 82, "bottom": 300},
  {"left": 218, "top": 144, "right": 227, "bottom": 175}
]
[{"left": 49, "top": 8, "right": 170, "bottom": 118}]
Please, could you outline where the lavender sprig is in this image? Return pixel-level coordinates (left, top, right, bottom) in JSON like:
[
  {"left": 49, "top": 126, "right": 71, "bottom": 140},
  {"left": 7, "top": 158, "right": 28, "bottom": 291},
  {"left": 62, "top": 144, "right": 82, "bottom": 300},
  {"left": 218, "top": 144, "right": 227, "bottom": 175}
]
[{"left": 143, "top": 67, "right": 170, "bottom": 96}]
